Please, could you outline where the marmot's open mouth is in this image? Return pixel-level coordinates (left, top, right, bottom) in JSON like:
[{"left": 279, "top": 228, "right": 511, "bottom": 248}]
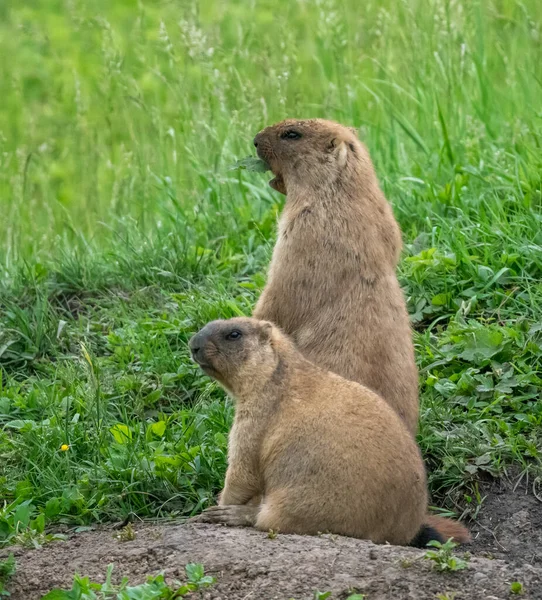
[
  {"left": 255, "top": 148, "right": 287, "bottom": 195},
  {"left": 269, "top": 173, "right": 287, "bottom": 195}
]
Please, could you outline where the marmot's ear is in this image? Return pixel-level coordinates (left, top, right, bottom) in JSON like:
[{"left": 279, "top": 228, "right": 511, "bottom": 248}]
[
  {"left": 329, "top": 137, "right": 348, "bottom": 168},
  {"left": 259, "top": 321, "right": 274, "bottom": 340}
]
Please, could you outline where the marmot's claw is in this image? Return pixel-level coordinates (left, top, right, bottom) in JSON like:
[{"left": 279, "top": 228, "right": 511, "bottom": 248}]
[
  {"left": 187, "top": 514, "right": 206, "bottom": 524},
  {"left": 202, "top": 505, "right": 223, "bottom": 512},
  {"left": 188, "top": 505, "right": 225, "bottom": 523}
]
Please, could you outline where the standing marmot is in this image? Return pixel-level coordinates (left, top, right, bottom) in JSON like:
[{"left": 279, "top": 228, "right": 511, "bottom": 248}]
[
  {"left": 253, "top": 119, "right": 418, "bottom": 434},
  {"left": 189, "top": 318, "right": 469, "bottom": 545}
]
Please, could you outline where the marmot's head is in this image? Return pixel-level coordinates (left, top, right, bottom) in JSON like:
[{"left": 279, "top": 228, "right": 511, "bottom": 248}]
[
  {"left": 189, "top": 317, "right": 281, "bottom": 394},
  {"left": 254, "top": 119, "right": 365, "bottom": 195}
]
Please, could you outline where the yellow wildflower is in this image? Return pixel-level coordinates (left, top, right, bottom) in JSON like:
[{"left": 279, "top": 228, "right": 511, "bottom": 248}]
[{"left": 60, "top": 444, "right": 70, "bottom": 452}]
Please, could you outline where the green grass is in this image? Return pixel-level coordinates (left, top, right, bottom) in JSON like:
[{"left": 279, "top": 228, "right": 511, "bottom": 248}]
[
  {"left": 0, "top": 553, "right": 16, "bottom": 596},
  {"left": 0, "top": 0, "right": 541, "bottom": 538},
  {"left": 42, "top": 563, "right": 216, "bottom": 599}
]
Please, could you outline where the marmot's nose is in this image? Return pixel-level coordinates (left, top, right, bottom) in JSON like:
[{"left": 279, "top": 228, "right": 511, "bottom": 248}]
[
  {"left": 188, "top": 332, "right": 204, "bottom": 361},
  {"left": 253, "top": 137, "right": 258, "bottom": 148}
]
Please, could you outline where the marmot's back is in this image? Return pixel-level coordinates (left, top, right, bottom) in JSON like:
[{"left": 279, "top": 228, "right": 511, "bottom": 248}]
[{"left": 253, "top": 118, "right": 419, "bottom": 434}]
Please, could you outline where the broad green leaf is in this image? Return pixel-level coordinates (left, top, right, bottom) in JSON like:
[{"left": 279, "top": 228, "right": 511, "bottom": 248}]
[
  {"left": 185, "top": 563, "right": 205, "bottom": 582},
  {"left": 40, "top": 591, "right": 78, "bottom": 600},
  {"left": 12, "top": 501, "right": 34, "bottom": 529},
  {"left": 110, "top": 423, "right": 132, "bottom": 444},
  {"left": 145, "top": 389, "right": 162, "bottom": 405},
  {"left": 458, "top": 329, "right": 505, "bottom": 362},
  {"left": 44, "top": 498, "right": 62, "bottom": 519},
  {"left": 313, "top": 592, "right": 332, "bottom": 600},
  {"left": 150, "top": 421, "right": 167, "bottom": 437},
  {"left": 32, "top": 512, "right": 46, "bottom": 533},
  {"left": 431, "top": 293, "right": 450, "bottom": 306}
]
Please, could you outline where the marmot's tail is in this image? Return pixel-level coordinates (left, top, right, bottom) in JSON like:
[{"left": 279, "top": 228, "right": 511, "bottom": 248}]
[
  {"left": 409, "top": 515, "right": 471, "bottom": 548},
  {"left": 425, "top": 515, "right": 471, "bottom": 543}
]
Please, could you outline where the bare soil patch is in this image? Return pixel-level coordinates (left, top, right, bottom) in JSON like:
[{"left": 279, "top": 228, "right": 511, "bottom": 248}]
[
  {"left": 2, "top": 482, "right": 542, "bottom": 600},
  {"left": 468, "top": 477, "right": 542, "bottom": 567}
]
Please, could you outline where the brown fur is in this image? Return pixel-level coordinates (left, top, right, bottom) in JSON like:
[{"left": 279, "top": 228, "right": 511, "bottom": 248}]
[
  {"left": 189, "top": 318, "right": 469, "bottom": 546},
  {"left": 252, "top": 118, "right": 418, "bottom": 434}
]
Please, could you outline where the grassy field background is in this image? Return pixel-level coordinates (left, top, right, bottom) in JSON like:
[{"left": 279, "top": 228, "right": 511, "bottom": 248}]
[{"left": 1, "top": 0, "right": 541, "bottom": 542}]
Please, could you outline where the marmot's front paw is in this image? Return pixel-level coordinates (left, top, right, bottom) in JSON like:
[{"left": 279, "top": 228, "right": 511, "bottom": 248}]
[
  {"left": 190, "top": 505, "right": 258, "bottom": 527},
  {"left": 187, "top": 508, "right": 217, "bottom": 524}
]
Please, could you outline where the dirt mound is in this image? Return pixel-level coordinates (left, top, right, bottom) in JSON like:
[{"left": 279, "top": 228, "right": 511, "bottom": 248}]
[
  {"left": 3, "top": 482, "right": 542, "bottom": 599},
  {"left": 3, "top": 520, "right": 542, "bottom": 600}
]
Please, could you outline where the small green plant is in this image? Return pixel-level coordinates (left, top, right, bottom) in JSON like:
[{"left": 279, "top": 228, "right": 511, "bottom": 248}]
[
  {"left": 267, "top": 529, "right": 279, "bottom": 539},
  {"left": 0, "top": 554, "right": 16, "bottom": 597},
  {"left": 424, "top": 539, "right": 469, "bottom": 572},
  {"left": 115, "top": 523, "right": 136, "bottom": 543},
  {"left": 400, "top": 557, "right": 415, "bottom": 568},
  {"left": 436, "top": 593, "right": 457, "bottom": 600},
  {"left": 0, "top": 500, "right": 66, "bottom": 549},
  {"left": 510, "top": 581, "right": 524, "bottom": 595},
  {"left": 183, "top": 563, "right": 216, "bottom": 591},
  {"left": 41, "top": 563, "right": 215, "bottom": 599}
]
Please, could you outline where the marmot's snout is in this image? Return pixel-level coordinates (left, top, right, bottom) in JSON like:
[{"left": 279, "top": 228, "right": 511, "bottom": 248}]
[
  {"left": 254, "top": 131, "right": 270, "bottom": 162},
  {"left": 188, "top": 331, "right": 206, "bottom": 364},
  {"left": 189, "top": 322, "right": 221, "bottom": 366},
  {"left": 189, "top": 325, "right": 224, "bottom": 378}
]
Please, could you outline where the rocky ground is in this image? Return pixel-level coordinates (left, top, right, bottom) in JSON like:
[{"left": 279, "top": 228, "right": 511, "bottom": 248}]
[{"left": 2, "top": 481, "right": 541, "bottom": 600}]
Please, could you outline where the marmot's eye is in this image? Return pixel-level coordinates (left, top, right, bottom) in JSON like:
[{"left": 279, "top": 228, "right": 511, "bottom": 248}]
[
  {"left": 225, "top": 330, "right": 242, "bottom": 341},
  {"left": 281, "top": 130, "right": 301, "bottom": 140}
]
